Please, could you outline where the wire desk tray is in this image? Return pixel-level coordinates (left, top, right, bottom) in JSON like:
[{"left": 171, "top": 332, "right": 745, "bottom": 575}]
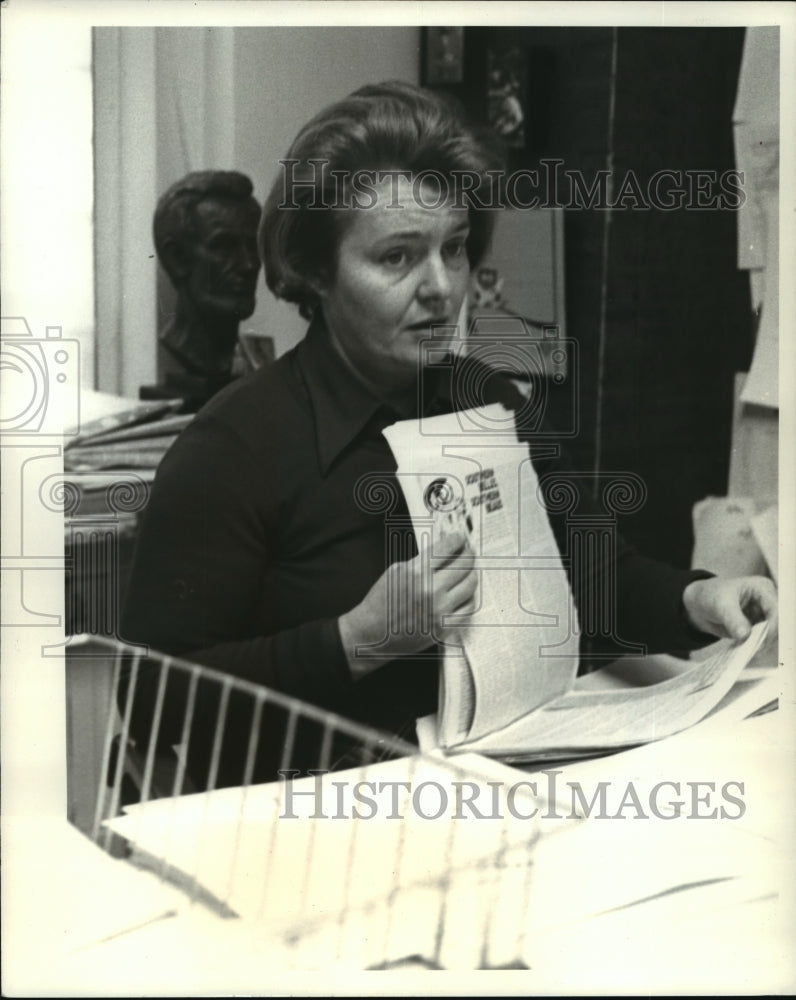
[{"left": 65, "top": 635, "right": 541, "bottom": 971}]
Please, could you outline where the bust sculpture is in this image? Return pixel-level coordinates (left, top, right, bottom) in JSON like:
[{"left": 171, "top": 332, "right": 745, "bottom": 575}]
[{"left": 152, "top": 170, "right": 262, "bottom": 403}]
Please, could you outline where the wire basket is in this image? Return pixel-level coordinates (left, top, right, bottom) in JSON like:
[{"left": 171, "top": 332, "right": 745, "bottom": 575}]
[{"left": 65, "top": 635, "right": 541, "bottom": 970}]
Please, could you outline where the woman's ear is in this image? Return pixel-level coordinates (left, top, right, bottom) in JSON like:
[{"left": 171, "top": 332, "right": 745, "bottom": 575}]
[{"left": 306, "top": 268, "right": 331, "bottom": 300}]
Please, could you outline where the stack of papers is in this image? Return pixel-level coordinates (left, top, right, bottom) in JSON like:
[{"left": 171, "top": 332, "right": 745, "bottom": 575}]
[{"left": 104, "top": 754, "right": 542, "bottom": 970}]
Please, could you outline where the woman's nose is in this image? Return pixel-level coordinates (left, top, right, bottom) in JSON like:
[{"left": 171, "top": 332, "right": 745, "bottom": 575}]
[{"left": 417, "top": 253, "right": 452, "bottom": 306}]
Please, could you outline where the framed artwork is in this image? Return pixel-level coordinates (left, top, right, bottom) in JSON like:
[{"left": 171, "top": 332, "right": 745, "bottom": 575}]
[
  {"left": 486, "top": 46, "right": 528, "bottom": 149},
  {"left": 421, "top": 28, "right": 553, "bottom": 164},
  {"left": 422, "top": 26, "right": 464, "bottom": 85}
]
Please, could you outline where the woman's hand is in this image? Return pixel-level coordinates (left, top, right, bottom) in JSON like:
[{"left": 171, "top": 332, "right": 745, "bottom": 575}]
[
  {"left": 682, "top": 575, "right": 778, "bottom": 643},
  {"left": 338, "top": 530, "right": 478, "bottom": 678}
]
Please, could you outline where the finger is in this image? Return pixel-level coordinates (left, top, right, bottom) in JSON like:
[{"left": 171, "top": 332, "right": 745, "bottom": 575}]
[
  {"left": 744, "top": 578, "right": 778, "bottom": 615},
  {"left": 446, "top": 570, "right": 478, "bottom": 609},
  {"left": 434, "top": 581, "right": 478, "bottom": 628},
  {"left": 449, "top": 592, "right": 478, "bottom": 618},
  {"left": 434, "top": 557, "right": 477, "bottom": 594},
  {"left": 741, "top": 594, "right": 767, "bottom": 625},
  {"left": 437, "top": 593, "right": 479, "bottom": 634},
  {"left": 435, "top": 553, "right": 475, "bottom": 583},
  {"left": 741, "top": 579, "right": 779, "bottom": 635},
  {"left": 718, "top": 596, "right": 753, "bottom": 642},
  {"left": 409, "top": 548, "right": 473, "bottom": 608},
  {"left": 433, "top": 529, "right": 470, "bottom": 567}
]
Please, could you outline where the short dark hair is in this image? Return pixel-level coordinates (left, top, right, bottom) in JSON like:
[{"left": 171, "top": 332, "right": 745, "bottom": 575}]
[
  {"left": 260, "top": 81, "right": 506, "bottom": 320},
  {"left": 153, "top": 170, "right": 261, "bottom": 279}
]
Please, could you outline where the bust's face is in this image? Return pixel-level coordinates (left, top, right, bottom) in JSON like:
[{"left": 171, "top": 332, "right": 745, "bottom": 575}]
[{"left": 183, "top": 197, "right": 261, "bottom": 322}]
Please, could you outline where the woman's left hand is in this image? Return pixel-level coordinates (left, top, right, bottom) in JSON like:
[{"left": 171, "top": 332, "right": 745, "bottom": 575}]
[{"left": 682, "top": 575, "right": 778, "bottom": 642}]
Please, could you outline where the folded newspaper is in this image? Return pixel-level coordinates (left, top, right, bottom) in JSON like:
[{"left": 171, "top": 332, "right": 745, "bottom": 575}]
[{"left": 383, "top": 404, "right": 771, "bottom": 763}]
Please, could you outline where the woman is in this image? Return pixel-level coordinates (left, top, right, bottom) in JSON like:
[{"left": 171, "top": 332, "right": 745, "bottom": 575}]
[{"left": 121, "top": 81, "right": 777, "bottom": 788}]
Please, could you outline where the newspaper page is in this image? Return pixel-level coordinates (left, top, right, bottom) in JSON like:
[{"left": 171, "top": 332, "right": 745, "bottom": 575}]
[
  {"left": 458, "top": 621, "right": 769, "bottom": 760},
  {"left": 383, "top": 406, "right": 579, "bottom": 746}
]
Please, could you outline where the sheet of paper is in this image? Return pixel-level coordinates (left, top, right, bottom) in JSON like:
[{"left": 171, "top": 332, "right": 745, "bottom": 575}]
[
  {"left": 383, "top": 408, "right": 579, "bottom": 747},
  {"left": 103, "top": 754, "right": 541, "bottom": 970},
  {"left": 740, "top": 203, "right": 779, "bottom": 409},
  {"left": 4, "top": 816, "right": 184, "bottom": 960},
  {"left": 68, "top": 412, "right": 193, "bottom": 447},
  {"left": 732, "top": 26, "right": 779, "bottom": 275},
  {"left": 526, "top": 704, "right": 787, "bottom": 989},
  {"left": 459, "top": 622, "right": 769, "bottom": 759},
  {"left": 751, "top": 503, "right": 778, "bottom": 582},
  {"left": 64, "top": 392, "right": 183, "bottom": 445}
]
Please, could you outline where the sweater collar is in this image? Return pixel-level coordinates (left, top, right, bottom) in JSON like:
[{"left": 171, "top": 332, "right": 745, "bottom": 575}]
[{"left": 296, "top": 316, "right": 454, "bottom": 475}]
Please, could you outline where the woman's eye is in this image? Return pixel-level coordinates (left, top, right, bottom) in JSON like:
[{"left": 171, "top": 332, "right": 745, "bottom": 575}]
[
  {"left": 444, "top": 239, "right": 467, "bottom": 260},
  {"left": 382, "top": 249, "right": 408, "bottom": 267}
]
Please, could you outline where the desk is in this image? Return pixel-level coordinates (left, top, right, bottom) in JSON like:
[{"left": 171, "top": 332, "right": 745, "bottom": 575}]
[
  {"left": 4, "top": 695, "right": 794, "bottom": 993},
  {"left": 526, "top": 707, "right": 793, "bottom": 992}
]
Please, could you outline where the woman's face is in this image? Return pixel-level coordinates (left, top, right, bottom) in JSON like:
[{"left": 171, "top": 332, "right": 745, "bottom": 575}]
[{"left": 317, "top": 174, "right": 471, "bottom": 391}]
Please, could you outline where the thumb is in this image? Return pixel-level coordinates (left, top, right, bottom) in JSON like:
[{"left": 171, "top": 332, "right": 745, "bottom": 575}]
[{"left": 721, "top": 600, "right": 752, "bottom": 642}]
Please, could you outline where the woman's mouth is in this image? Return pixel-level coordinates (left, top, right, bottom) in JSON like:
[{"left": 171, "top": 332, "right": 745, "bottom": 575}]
[{"left": 405, "top": 317, "right": 449, "bottom": 332}]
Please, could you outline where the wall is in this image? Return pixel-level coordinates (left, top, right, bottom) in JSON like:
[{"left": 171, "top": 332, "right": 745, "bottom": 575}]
[
  {"left": 456, "top": 27, "right": 754, "bottom": 568},
  {"left": 94, "top": 26, "right": 420, "bottom": 395},
  {"left": 94, "top": 28, "right": 158, "bottom": 395},
  {"left": 2, "top": 21, "right": 95, "bottom": 389},
  {"left": 233, "top": 28, "right": 421, "bottom": 358}
]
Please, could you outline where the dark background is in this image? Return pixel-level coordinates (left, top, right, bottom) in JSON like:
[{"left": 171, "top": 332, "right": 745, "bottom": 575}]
[{"left": 424, "top": 26, "right": 754, "bottom": 569}]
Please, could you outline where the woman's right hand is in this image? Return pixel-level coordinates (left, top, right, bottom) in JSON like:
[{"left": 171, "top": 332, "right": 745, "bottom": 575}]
[{"left": 338, "top": 531, "right": 478, "bottom": 678}]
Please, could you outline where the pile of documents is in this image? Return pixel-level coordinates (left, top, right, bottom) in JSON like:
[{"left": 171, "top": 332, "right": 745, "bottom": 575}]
[{"left": 63, "top": 392, "right": 193, "bottom": 518}]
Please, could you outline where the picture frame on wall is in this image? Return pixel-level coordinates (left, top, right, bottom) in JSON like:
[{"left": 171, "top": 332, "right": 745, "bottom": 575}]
[
  {"left": 486, "top": 45, "right": 528, "bottom": 149},
  {"left": 422, "top": 26, "right": 464, "bottom": 85},
  {"left": 421, "top": 27, "right": 553, "bottom": 164}
]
